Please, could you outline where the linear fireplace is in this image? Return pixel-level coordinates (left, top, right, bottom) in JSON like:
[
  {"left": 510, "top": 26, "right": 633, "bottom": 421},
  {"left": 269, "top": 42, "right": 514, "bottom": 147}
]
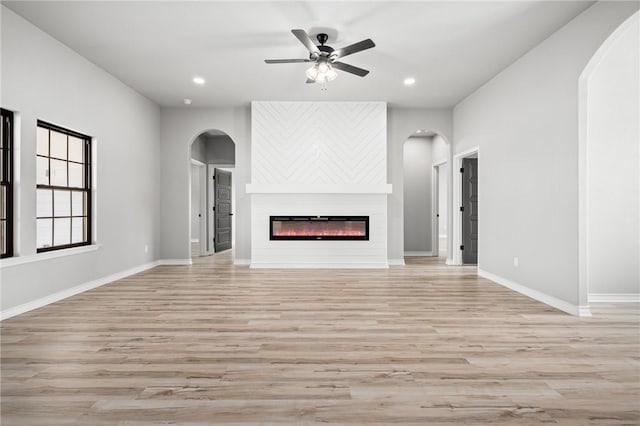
[{"left": 270, "top": 216, "right": 369, "bottom": 240}]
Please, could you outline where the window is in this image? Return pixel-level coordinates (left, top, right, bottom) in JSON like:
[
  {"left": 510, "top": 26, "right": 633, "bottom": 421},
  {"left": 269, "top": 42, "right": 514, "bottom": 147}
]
[
  {"left": 1, "top": 108, "right": 14, "bottom": 258},
  {"left": 36, "top": 121, "right": 91, "bottom": 252}
]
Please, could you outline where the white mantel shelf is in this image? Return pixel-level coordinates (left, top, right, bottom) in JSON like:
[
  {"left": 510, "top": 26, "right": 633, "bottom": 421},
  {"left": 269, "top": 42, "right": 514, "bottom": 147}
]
[{"left": 246, "top": 183, "right": 393, "bottom": 194}]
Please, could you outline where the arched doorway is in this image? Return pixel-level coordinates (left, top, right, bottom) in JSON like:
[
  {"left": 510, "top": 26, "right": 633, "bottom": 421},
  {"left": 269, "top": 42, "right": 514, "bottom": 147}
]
[
  {"left": 189, "top": 129, "right": 236, "bottom": 258},
  {"left": 402, "top": 129, "right": 452, "bottom": 262},
  {"left": 578, "top": 11, "right": 639, "bottom": 307}
]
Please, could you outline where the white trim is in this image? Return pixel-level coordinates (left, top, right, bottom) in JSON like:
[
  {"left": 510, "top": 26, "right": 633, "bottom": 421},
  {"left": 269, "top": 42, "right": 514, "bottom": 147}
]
[
  {"left": 1, "top": 260, "right": 160, "bottom": 321},
  {"left": 246, "top": 183, "right": 393, "bottom": 194},
  {"left": 388, "top": 258, "right": 406, "bottom": 266},
  {"left": 190, "top": 238, "right": 199, "bottom": 243},
  {"left": 431, "top": 165, "right": 439, "bottom": 257},
  {"left": 234, "top": 258, "right": 251, "bottom": 265},
  {"left": 0, "top": 244, "right": 101, "bottom": 268},
  {"left": 478, "top": 268, "right": 591, "bottom": 317},
  {"left": 190, "top": 158, "right": 205, "bottom": 166},
  {"left": 404, "top": 251, "right": 433, "bottom": 257},
  {"left": 158, "top": 259, "right": 192, "bottom": 266},
  {"left": 250, "top": 262, "right": 389, "bottom": 269},
  {"left": 589, "top": 293, "right": 640, "bottom": 303}
]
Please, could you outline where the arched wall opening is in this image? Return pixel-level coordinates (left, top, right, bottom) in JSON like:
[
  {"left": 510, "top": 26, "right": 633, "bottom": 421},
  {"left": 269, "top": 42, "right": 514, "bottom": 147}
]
[
  {"left": 189, "top": 129, "right": 236, "bottom": 258},
  {"left": 578, "top": 11, "right": 640, "bottom": 306},
  {"left": 402, "top": 129, "right": 453, "bottom": 262}
]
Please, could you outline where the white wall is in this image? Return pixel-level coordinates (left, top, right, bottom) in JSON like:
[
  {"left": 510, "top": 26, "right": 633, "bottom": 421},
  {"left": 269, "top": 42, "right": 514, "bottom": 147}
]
[
  {"left": 387, "top": 108, "right": 453, "bottom": 262},
  {"left": 0, "top": 7, "right": 161, "bottom": 312},
  {"left": 453, "top": 1, "right": 639, "bottom": 310},
  {"left": 432, "top": 135, "right": 449, "bottom": 165},
  {"left": 403, "top": 137, "right": 432, "bottom": 253},
  {"left": 586, "top": 12, "right": 639, "bottom": 296},
  {"left": 159, "top": 107, "right": 251, "bottom": 262},
  {"left": 251, "top": 102, "right": 387, "bottom": 186}
]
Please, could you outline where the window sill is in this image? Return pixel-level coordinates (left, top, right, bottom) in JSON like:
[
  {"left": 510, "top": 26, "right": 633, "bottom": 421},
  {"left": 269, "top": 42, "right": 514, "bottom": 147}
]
[{"left": 0, "top": 244, "right": 101, "bottom": 268}]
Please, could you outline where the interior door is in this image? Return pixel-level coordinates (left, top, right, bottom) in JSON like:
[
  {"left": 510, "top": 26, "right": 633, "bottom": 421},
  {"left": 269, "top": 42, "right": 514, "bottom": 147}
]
[
  {"left": 461, "top": 158, "right": 478, "bottom": 264},
  {"left": 214, "top": 168, "right": 232, "bottom": 252}
]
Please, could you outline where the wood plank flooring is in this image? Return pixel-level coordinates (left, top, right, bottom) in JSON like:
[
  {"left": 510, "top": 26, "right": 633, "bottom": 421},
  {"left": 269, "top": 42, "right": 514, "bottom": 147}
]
[{"left": 2, "top": 253, "right": 639, "bottom": 425}]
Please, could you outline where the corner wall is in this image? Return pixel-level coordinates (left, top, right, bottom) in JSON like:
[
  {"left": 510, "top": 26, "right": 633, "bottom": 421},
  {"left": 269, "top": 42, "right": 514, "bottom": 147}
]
[
  {"left": 387, "top": 108, "right": 453, "bottom": 263},
  {"left": 0, "top": 7, "right": 161, "bottom": 312},
  {"left": 452, "top": 1, "right": 639, "bottom": 311},
  {"left": 159, "top": 107, "right": 251, "bottom": 262}
]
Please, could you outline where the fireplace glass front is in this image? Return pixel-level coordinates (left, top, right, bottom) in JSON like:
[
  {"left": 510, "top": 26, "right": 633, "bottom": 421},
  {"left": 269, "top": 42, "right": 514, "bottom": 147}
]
[{"left": 270, "top": 216, "right": 369, "bottom": 240}]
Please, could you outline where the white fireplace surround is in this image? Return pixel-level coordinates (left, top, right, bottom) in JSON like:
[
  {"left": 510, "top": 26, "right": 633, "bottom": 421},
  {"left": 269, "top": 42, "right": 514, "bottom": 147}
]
[{"left": 248, "top": 101, "right": 391, "bottom": 268}]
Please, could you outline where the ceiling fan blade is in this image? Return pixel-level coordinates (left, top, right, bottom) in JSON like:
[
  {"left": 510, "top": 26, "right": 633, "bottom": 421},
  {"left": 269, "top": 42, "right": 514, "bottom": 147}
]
[
  {"left": 306, "top": 78, "right": 315, "bottom": 84},
  {"left": 334, "top": 39, "right": 375, "bottom": 59},
  {"left": 332, "top": 61, "right": 370, "bottom": 77},
  {"left": 291, "top": 29, "right": 321, "bottom": 55},
  {"left": 265, "top": 59, "right": 311, "bottom": 64}
]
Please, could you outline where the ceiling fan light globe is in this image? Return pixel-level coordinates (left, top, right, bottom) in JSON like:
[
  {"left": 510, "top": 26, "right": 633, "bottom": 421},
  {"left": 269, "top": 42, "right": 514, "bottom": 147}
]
[
  {"left": 305, "top": 64, "right": 319, "bottom": 81},
  {"left": 326, "top": 68, "right": 338, "bottom": 81},
  {"left": 318, "top": 62, "right": 330, "bottom": 73}
]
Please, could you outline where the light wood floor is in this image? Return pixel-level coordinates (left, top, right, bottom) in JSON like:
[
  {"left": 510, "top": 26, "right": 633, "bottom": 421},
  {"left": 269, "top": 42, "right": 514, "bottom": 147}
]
[{"left": 2, "top": 253, "right": 639, "bottom": 425}]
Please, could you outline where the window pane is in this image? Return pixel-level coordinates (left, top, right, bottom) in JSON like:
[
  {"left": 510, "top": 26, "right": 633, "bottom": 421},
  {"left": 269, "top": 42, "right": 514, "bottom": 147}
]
[
  {"left": 68, "top": 137, "right": 84, "bottom": 163},
  {"left": 68, "top": 162, "right": 84, "bottom": 188},
  {"left": 53, "top": 217, "right": 71, "bottom": 246},
  {"left": 50, "top": 131, "right": 67, "bottom": 160},
  {"left": 37, "top": 218, "right": 53, "bottom": 248},
  {"left": 50, "top": 159, "right": 67, "bottom": 186},
  {"left": 37, "top": 157, "right": 49, "bottom": 185},
  {"left": 37, "top": 127, "right": 49, "bottom": 156},
  {"left": 36, "top": 189, "right": 53, "bottom": 217},
  {"left": 71, "top": 217, "right": 85, "bottom": 244},
  {"left": 53, "top": 190, "right": 71, "bottom": 217},
  {"left": 0, "top": 220, "right": 5, "bottom": 255},
  {"left": 0, "top": 185, "right": 5, "bottom": 220},
  {"left": 71, "top": 191, "right": 85, "bottom": 216}
]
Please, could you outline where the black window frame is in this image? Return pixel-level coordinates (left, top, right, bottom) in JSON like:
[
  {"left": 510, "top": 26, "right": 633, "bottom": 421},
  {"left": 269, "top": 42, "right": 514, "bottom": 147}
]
[
  {"left": 36, "top": 120, "right": 92, "bottom": 253},
  {"left": 1, "top": 108, "right": 14, "bottom": 258}
]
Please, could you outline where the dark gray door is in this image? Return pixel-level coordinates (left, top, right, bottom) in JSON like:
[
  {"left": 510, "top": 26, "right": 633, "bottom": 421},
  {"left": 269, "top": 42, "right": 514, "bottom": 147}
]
[
  {"left": 214, "top": 168, "right": 232, "bottom": 252},
  {"left": 461, "top": 158, "right": 478, "bottom": 264}
]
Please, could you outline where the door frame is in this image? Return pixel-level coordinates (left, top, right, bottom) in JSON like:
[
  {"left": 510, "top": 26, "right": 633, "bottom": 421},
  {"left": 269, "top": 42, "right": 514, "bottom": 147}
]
[
  {"left": 190, "top": 159, "right": 207, "bottom": 257},
  {"left": 452, "top": 147, "right": 479, "bottom": 266},
  {"left": 431, "top": 160, "right": 447, "bottom": 258}
]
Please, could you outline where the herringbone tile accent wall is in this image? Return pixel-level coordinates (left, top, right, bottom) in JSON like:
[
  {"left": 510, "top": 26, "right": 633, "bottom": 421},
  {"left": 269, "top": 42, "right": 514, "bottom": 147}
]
[{"left": 252, "top": 102, "right": 387, "bottom": 184}]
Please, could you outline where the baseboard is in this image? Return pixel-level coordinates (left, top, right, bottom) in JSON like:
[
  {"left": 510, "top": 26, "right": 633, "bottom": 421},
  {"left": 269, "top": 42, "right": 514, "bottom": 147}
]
[
  {"left": 190, "top": 238, "right": 199, "bottom": 243},
  {"left": 1, "top": 261, "right": 160, "bottom": 321},
  {"left": 250, "top": 262, "right": 389, "bottom": 269},
  {"left": 388, "top": 258, "right": 405, "bottom": 266},
  {"left": 158, "top": 259, "right": 192, "bottom": 265},
  {"left": 478, "top": 269, "right": 591, "bottom": 317},
  {"left": 404, "top": 251, "right": 433, "bottom": 257},
  {"left": 589, "top": 293, "right": 640, "bottom": 303},
  {"left": 234, "top": 258, "right": 251, "bottom": 265}
]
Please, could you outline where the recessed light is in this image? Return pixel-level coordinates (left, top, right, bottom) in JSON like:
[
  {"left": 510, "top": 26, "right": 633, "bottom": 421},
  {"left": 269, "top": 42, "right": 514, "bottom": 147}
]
[
  {"left": 192, "top": 76, "right": 205, "bottom": 85},
  {"left": 404, "top": 77, "right": 416, "bottom": 86},
  {"left": 184, "top": 98, "right": 192, "bottom": 105},
  {"left": 417, "top": 130, "right": 422, "bottom": 133}
]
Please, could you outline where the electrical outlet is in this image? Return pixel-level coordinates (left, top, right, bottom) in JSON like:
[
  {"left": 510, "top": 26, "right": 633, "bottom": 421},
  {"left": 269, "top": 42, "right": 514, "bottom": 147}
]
[
  {"left": 144, "top": 244, "right": 149, "bottom": 253},
  {"left": 513, "top": 257, "right": 519, "bottom": 267}
]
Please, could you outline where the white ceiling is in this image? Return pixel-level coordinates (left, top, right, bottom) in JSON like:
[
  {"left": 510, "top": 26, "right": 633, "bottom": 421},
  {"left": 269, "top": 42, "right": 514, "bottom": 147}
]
[{"left": 4, "top": 1, "right": 594, "bottom": 108}]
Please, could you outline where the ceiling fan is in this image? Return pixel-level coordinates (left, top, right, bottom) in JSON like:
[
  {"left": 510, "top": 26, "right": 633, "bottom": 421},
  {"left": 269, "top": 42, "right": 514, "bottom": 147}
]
[{"left": 264, "top": 29, "right": 375, "bottom": 84}]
